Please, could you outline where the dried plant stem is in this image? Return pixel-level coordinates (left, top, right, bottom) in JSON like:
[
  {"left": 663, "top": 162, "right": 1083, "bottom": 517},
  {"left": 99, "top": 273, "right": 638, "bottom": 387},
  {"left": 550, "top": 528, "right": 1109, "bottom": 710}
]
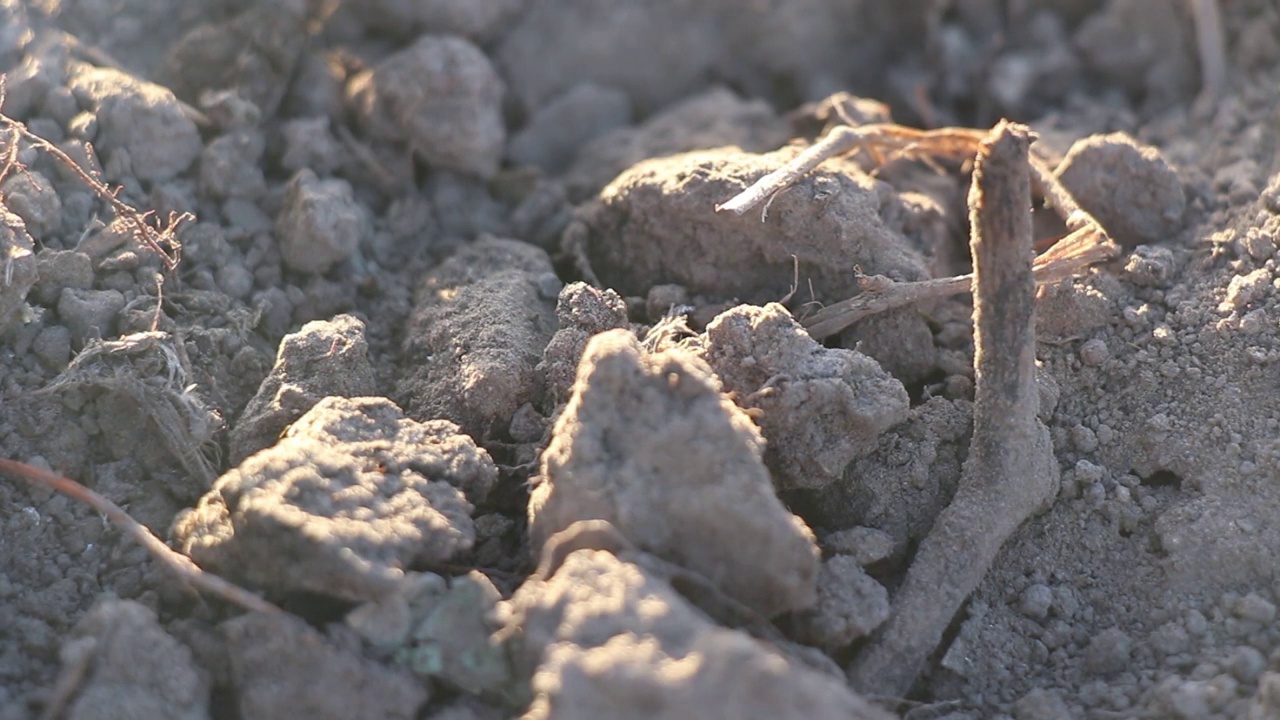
[
  {"left": 715, "top": 123, "right": 984, "bottom": 217},
  {"left": 0, "top": 458, "right": 280, "bottom": 615},
  {"left": 715, "top": 116, "right": 1119, "bottom": 337},
  {"left": 848, "top": 121, "right": 1058, "bottom": 696},
  {"left": 0, "top": 77, "right": 189, "bottom": 269},
  {"left": 801, "top": 222, "right": 1114, "bottom": 340},
  {"left": 1189, "top": 0, "right": 1227, "bottom": 102}
]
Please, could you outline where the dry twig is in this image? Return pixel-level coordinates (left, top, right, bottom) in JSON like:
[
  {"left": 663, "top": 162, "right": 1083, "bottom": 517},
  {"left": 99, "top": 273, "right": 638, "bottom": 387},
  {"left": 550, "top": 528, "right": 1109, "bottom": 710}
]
[{"left": 0, "top": 457, "right": 280, "bottom": 615}]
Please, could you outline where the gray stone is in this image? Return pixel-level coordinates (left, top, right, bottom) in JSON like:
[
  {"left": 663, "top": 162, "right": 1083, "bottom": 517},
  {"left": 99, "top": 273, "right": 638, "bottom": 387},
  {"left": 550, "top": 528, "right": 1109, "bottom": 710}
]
[
  {"left": 275, "top": 169, "right": 368, "bottom": 274},
  {"left": 57, "top": 287, "right": 125, "bottom": 343},
  {"left": 350, "top": 35, "right": 505, "bottom": 178}
]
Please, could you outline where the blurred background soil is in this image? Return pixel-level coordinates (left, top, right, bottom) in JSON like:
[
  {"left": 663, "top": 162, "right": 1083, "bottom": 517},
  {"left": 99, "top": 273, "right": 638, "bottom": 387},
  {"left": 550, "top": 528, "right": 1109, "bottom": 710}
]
[{"left": 2, "top": 1, "right": 1280, "bottom": 718}]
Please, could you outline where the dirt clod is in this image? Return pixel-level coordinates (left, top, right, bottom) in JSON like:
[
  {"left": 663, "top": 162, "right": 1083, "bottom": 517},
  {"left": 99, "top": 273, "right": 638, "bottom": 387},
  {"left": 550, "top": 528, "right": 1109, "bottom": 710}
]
[
  {"left": 698, "top": 302, "right": 908, "bottom": 490},
  {"left": 223, "top": 610, "right": 427, "bottom": 720},
  {"left": 175, "top": 396, "right": 490, "bottom": 603},
  {"left": 503, "top": 540, "right": 892, "bottom": 720},
  {"left": 530, "top": 329, "right": 820, "bottom": 617},
  {"left": 397, "top": 236, "right": 557, "bottom": 440},
  {"left": 275, "top": 169, "right": 368, "bottom": 274},
  {"left": 0, "top": 206, "right": 37, "bottom": 333},
  {"left": 230, "top": 314, "right": 377, "bottom": 464},
  {"left": 67, "top": 64, "right": 201, "bottom": 182},
  {"left": 1056, "top": 131, "right": 1187, "bottom": 248},
  {"left": 349, "top": 34, "right": 506, "bottom": 179},
  {"left": 576, "top": 146, "right": 927, "bottom": 303},
  {"left": 53, "top": 598, "right": 210, "bottom": 720}
]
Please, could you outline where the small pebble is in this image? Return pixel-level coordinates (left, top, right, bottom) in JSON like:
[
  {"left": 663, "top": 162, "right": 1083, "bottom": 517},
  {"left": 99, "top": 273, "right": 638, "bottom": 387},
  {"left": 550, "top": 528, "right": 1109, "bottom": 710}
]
[
  {"left": 1019, "top": 583, "right": 1054, "bottom": 620},
  {"left": 1079, "top": 337, "right": 1109, "bottom": 366}
]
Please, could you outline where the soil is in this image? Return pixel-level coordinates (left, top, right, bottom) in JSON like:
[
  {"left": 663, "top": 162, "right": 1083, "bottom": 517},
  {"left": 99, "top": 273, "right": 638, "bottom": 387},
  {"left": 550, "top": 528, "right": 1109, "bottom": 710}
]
[{"left": 2, "top": 1, "right": 1280, "bottom": 719}]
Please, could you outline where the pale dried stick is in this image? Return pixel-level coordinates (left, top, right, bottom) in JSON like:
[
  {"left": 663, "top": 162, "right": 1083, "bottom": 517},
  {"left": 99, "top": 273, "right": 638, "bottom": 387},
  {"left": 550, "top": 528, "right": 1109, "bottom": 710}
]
[
  {"left": 801, "top": 222, "right": 1115, "bottom": 340},
  {"left": 715, "top": 123, "right": 984, "bottom": 217},
  {"left": 848, "top": 121, "right": 1058, "bottom": 697},
  {"left": 1189, "top": 0, "right": 1227, "bottom": 102},
  {"left": 0, "top": 457, "right": 280, "bottom": 615}
]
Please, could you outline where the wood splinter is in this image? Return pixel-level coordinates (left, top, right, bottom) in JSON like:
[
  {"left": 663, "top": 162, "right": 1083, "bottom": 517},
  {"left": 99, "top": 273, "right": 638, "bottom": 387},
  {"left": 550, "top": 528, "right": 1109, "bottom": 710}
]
[{"left": 847, "top": 121, "right": 1059, "bottom": 697}]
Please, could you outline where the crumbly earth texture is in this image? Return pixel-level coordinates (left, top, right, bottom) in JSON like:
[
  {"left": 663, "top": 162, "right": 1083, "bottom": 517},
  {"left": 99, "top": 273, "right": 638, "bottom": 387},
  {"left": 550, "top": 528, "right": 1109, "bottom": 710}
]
[{"left": 2, "top": 1, "right": 1280, "bottom": 718}]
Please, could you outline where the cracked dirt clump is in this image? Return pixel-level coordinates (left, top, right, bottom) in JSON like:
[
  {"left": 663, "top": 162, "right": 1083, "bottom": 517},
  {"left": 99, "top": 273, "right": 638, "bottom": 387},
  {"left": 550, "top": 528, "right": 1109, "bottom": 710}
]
[
  {"left": 571, "top": 146, "right": 930, "bottom": 304},
  {"left": 528, "top": 328, "right": 820, "bottom": 618},
  {"left": 173, "top": 396, "right": 493, "bottom": 603},
  {"left": 696, "top": 302, "right": 909, "bottom": 490}
]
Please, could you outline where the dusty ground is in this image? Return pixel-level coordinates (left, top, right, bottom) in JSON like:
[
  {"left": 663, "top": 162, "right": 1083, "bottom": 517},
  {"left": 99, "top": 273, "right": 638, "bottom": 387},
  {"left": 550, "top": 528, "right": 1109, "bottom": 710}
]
[{"left": 2, "top": 1, "right": 1280, "bottom": 718}]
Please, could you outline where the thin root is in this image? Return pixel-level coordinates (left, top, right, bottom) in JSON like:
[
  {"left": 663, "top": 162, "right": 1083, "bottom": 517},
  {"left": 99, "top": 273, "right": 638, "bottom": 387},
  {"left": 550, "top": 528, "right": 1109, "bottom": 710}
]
[{"left": 0, "top": 457, "right": 280, "bottom": 615}]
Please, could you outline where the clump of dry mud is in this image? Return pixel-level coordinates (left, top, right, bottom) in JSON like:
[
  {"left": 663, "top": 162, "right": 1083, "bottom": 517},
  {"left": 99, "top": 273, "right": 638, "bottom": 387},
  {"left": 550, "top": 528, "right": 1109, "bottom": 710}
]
[{"left": 3, "top": 1, "right": 1280, "bottom": 719}]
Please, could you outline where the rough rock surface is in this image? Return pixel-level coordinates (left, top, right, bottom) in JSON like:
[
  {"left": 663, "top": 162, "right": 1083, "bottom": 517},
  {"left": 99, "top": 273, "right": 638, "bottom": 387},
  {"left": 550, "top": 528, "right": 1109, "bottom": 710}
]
[
  {"left": 174, "top": 396, "right": 491, "bottom": 602},
  {"left": 697, "top": 303, "right": 909, "bottom": 490},
  {"left": 528, "top": 329, "right": 819, "bottom": 617}
]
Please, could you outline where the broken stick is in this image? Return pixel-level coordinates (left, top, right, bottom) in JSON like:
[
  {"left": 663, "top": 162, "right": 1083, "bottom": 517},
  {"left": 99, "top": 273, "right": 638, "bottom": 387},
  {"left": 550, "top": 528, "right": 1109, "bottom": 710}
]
[
  {"left": 800, "top": 222, "right": 1115, "bottom": 340},
  {"left": 847, "top": 121, "right": 1058, "bottom": 697}
]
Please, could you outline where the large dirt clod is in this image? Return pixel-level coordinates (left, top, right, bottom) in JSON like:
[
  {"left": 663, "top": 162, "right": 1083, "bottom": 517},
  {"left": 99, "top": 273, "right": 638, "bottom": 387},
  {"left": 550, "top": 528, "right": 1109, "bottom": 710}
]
[
  {"left": 529, "top": 328, "right": 820, "bottom": 618},
  {"left": 175, "top": 396, "right": 492, "bottom": 603}
]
